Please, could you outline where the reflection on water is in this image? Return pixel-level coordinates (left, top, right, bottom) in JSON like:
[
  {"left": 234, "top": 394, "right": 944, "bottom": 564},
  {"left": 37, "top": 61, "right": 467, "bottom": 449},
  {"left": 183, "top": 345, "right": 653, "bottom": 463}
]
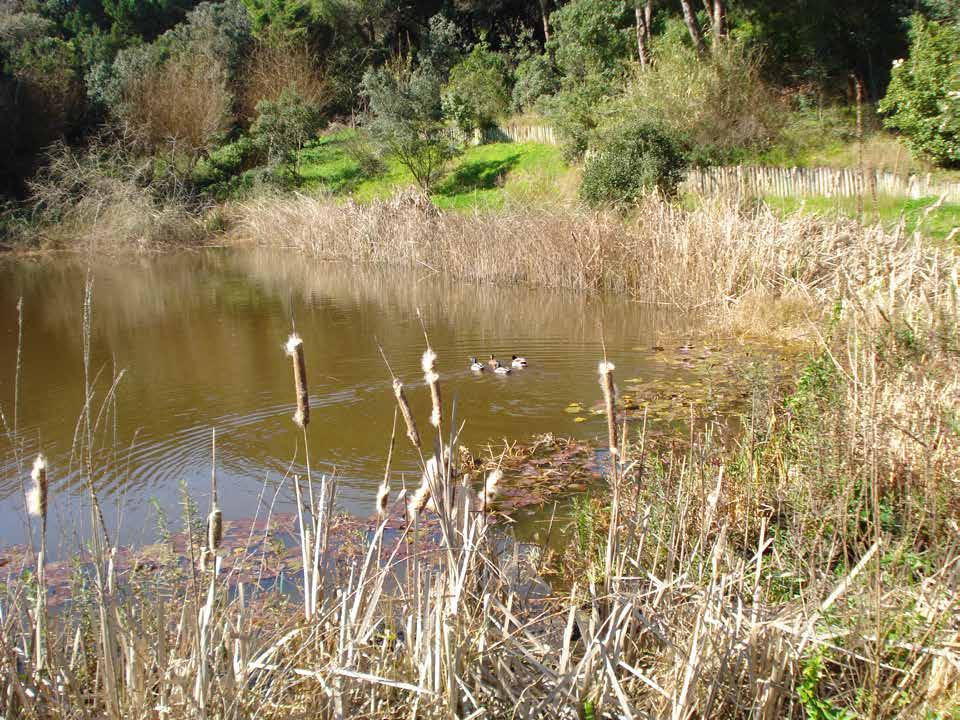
[{"left": 0, "top": 250, "right": 695, "bottom": 552}]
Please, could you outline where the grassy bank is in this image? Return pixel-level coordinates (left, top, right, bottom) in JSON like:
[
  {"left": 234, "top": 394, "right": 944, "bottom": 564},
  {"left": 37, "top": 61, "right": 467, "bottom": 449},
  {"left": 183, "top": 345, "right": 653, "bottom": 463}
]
[
  {"left": 3, "top": 191, "right": 960, "bottom": 717},
  {"left": 762, "top": 194, "right": 960, "bottom": 244},
  {"left": 295, "top": 130, "right": 575, "bottom": 209}
]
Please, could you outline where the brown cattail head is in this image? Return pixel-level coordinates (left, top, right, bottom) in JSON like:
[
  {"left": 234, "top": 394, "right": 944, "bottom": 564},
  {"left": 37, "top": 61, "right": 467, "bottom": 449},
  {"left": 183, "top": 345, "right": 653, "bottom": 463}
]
[
  {"left": 285, "top": 334, "right": 309, "bottom": 428},
  {"left": 422, "top": 349, "right": 442, "bottom": 429},
  {"left": 207, "top": 505, "right": 223, "bottom": 551},
  {"left": 392, "top": 379, "right": 421, "bottom": 448},
  {"left": 376, "top": 479, "right": 390, "bottom": 520},
  {"left": 482, "top": 469, "right": 502, "bottom": 508},
  {"left": 598, "top": 361, "right": 618, "bottom": 458},
  {"left": 28, "top": 454, "right": 48, "bottom": 521}
]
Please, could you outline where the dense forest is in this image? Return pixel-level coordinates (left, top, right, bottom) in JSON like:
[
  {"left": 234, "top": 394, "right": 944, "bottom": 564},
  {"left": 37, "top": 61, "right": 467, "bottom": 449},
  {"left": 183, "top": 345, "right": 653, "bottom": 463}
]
[{"left": 1, "top": 0, "right": 958, "bottom": 205}]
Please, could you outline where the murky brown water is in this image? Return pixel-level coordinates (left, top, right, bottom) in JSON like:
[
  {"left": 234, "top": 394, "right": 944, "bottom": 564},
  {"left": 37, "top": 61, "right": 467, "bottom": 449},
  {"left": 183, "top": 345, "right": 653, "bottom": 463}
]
[{"left": 0, "top": 250, "right": 697, "bottom": 552}]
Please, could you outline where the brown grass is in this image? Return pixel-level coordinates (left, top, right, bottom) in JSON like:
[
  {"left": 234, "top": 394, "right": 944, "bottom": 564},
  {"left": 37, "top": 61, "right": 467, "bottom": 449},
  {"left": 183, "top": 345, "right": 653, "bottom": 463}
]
[
  {"left": 121, "top": 53, "right": 232, "bottom": 158},
  {"left": 237, "top": 41, "right": 332, "bottom": 124}
]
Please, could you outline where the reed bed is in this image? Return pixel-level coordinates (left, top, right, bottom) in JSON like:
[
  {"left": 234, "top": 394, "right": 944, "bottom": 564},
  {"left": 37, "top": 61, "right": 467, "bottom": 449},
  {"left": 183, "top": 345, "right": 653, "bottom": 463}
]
[
  {"left": 229, "top": 190, "right": 944, "bottom": 318},
  {"left": 2, "top": 195, "right": 959, "bottom": 718}
]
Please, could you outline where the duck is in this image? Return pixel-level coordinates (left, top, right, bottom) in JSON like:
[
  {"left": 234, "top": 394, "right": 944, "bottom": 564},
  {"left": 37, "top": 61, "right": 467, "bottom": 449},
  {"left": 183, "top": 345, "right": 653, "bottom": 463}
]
[
  {"left": 493, "top": 360, "right": 511, "bottom": 375},
  {"left": 487, "top": 354, "right": 499, "bottom": 368},
  {"left": 469, "top": 357, "right": 485, "bottom": 372},
  {"left": 511, "top": 354, "right": 527, "bottom": 368}
]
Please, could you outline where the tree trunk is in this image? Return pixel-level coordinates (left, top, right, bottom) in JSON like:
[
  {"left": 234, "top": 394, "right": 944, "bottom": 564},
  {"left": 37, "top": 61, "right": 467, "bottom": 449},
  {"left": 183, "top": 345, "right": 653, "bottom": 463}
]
[
  {"left": 711, "top": 0, "right": 726, "bottom": 44},
  {"left": 634, "top": 1, "right": 653, "bottom": 67},
  {"left": 679, "top": 0, "right": 707, "bottom": 55},
  {"left": 539, "top": 0, "right": 551, "bottom": 42}
]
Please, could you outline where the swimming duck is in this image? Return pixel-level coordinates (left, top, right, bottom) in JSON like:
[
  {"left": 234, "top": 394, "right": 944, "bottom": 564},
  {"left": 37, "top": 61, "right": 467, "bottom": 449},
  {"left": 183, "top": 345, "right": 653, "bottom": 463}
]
[
  {"left": 469, "top": 357, "right": 485, "bottom": 372},
  {"left": 487, "top": 354, "right": 498, "bottom": 368},
  {"left": 511, "top": 354, "right": 527, "bottom": 368},
  {"left": 493, "top": 360, "right": 511, "bottom": 375}
]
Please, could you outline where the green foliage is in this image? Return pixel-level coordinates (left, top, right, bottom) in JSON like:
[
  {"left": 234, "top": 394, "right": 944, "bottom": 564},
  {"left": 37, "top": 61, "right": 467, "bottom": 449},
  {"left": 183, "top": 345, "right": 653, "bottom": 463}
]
[
  {"left": 616, "top": 28, "right": 783, "bottom": 163},
  {"left": 417, "top": 13, "right": 463, "bottom": 77},
  {"left": 511, "top": 53, "right": 558, "bottom": 113},
  {"left": 547, "top": 0, "right": 630, "bottom": 84},
  {"left": 250, "top": 86, "right": 326, "bottom": 169},
  {"left": 362, "top": 62, "right": 461, "bottom": 191},
  {"left": 579, "top": 122, "right": 688, "bottom": 206},
  {"left": 540, "top": 0, "right": 631, "bottom": 160},
  {"left": 879, "top": 15, "right": 960, "bottom": 168},
  {"left": 442, "top": 43, "right": 510, "bottom": 133},
  {"left": 798, "top": 649, "right": 853, "bottom": 720}
]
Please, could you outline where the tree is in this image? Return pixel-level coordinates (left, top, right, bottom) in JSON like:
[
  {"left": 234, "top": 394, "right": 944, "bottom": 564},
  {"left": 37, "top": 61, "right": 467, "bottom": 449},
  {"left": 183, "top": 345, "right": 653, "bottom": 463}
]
[
  {"left": 442, "top": 42, "right": 510, "bottom": 133},
  {"left": 879, "top": 15, "right": 960, "bottom": 167},
  {"left": 633, "top": 0, "right": 652, "bottom": 67},
  {"left": 362, "top": 62, "right": 461, "bottom": 191},
  {"left": 678, "top": 0, "right": 706, "bottom": 55}
]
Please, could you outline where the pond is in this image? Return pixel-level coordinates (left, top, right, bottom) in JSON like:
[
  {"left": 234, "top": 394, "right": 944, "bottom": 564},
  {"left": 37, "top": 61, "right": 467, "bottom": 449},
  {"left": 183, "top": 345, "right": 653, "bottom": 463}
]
[{"left": 0, "top": 250, "right": 699, "bottom": 553}]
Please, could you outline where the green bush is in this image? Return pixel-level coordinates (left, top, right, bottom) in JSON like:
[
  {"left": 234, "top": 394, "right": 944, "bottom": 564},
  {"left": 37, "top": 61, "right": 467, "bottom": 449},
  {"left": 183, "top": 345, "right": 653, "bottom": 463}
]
[
  {"left": 441, "top": 43, "right": 510, "bottom": 133},
  {"left": 250, "top": 87, "right": 326, "bottom": 169},
  {"left": 579, "top": 122, "right": 688, "bottom": 206},
  {"left": 511, "top": 53, "right": 559, "bottom": 113},
  {"left": 879, "top": 15, "right": 960, "bottom": 168}
]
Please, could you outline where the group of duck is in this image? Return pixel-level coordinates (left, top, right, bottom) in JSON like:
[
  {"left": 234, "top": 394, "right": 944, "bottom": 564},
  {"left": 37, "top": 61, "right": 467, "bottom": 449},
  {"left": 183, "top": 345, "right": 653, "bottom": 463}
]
[{"left": 469, "top": 354, "right": 527, "bottom": 375}]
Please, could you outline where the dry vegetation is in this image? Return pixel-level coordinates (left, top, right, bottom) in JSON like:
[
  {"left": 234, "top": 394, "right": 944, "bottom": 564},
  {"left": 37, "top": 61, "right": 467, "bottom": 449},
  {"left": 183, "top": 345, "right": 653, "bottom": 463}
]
[
  {"left": 237, "top": 41, "right": 332, "bottom": 125},
  {"left": 120, "top": 54, "right": 233, "bottom": 158},
  {"left": 2, "top": 190, "right": 959, "bottom": 717},
  {"left": 23, "top": 136, "right": 209, "bottom": 251}
]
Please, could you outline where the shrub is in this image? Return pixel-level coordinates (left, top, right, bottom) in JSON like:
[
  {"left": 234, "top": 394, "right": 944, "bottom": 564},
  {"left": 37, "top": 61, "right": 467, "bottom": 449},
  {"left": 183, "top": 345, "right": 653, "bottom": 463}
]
[
  {"left": 579, "top": 122, "right": 688, "bottom": 206},
  {"left": 511, "top": 53, "right": 559, "bottom": 113},
  {"left": 250, "top": 87, "right": 326, "bottom": 169},
  {"left": 441, "top": 43, "right": 510, "bottom": 133},
  {"left": 238, "top": 40, "right": 331, "bottom": 125},
  {"left": 879, "top": 15, "right": 960, "bottom": 168},
  {"left": 615, "top": 28, "right": 783, "bottom": 162},
  {"left": 362, "top": 62, "right": 461, "bottom": 191},
  {"left": 120, "top": 52, "right": 233, "bottom": 157}
]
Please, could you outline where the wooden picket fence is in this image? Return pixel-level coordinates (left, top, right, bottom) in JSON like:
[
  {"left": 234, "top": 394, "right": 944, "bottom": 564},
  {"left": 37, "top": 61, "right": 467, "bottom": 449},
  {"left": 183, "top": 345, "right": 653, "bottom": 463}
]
[
  {"left": 485, "top": 122, "right": 960, "bottom": 202},
  {"left": 683, "top": 165, "right": 960, "bottom": 202},
  {"left": 483, "top": 123, "right": 558, "bottom": 146}
]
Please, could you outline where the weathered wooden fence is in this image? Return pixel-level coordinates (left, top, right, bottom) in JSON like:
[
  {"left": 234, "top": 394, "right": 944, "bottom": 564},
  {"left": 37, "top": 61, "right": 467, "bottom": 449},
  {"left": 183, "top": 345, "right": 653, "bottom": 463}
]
[
  {"left": 486, "top": 122, "right": 960, "bottom": 202},
  {"left": 483, "top": 123, "right": 558, "bottom": 146},
  {"left": 683, "top": 165, "right": 960, "bottom": 202}
]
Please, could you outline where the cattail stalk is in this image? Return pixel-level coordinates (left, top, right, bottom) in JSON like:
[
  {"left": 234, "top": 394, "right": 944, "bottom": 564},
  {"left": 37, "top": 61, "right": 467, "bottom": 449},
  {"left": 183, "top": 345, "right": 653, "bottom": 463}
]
[
  {"left": 28, "top": 454, "right": 48, "bottom": 670},
  {"left": 393, "top": 379, "right": 421, "bottom": 449},
  {"left": 285, "top": 334, "right": 309, "bottom": 428},
  {"left": 422, "top": 349, "right": 442, "bottom": 429},
  {"left": 598, "top": 361, "right": 618, "bottom": 459},
  {"left": 207, "top": 430, "right": 222, "bottom": 557}
]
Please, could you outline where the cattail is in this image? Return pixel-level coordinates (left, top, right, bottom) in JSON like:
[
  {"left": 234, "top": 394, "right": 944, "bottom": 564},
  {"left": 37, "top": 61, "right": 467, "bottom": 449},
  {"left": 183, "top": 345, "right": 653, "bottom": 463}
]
[
  {"left": 407, "top": 478, "right": 431, "bottom": 522},
  {"left": 285, "top": 334, "right": 310, "bottom": 427},
  {"left": 392, "top": 379, "right": 421, "bottom": 448},
  {"left": 375, "top": 479, "right": 390, "bottom": 521},
  {"left": 422, "top": 349, "right": 442, "bottom": 429},
  {"left": 27, "top": 454, "right": 48, "bottom": 521},
  {"left": 207, "top": 506, "right": 223, "bottom": 552},
  {"left": 481, "top": 469, "right": 502, "bottom": 508},
  {"left": 598, "top": 361, "right": 618, "bottom": 458}
]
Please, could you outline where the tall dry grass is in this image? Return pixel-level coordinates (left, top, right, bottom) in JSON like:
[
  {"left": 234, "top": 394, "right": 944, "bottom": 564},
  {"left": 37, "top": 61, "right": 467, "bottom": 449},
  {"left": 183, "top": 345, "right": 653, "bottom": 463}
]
[
  {"left": 230, "top": 190, "right": 949, "bottom": 325},
  {"left": 25, "top": 136, "right": 208, "bottom": 251}
]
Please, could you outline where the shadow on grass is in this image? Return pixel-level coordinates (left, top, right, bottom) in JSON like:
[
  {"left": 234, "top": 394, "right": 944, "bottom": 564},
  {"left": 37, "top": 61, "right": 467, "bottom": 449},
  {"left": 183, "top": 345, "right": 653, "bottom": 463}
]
[{"left": 436, "top": 153, "right": 521, "bottom": 196}]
